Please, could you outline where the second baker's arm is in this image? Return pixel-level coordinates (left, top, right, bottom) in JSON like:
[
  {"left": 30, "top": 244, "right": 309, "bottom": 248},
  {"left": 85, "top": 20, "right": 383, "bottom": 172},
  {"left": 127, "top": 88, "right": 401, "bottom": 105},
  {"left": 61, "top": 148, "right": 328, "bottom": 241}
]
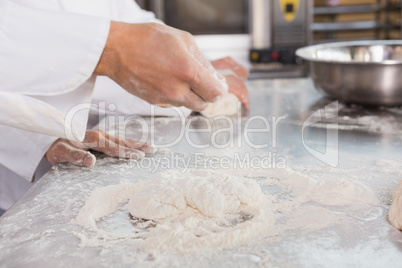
[{"left": 46, "top": 130, "right": 156, "bottom": 167}]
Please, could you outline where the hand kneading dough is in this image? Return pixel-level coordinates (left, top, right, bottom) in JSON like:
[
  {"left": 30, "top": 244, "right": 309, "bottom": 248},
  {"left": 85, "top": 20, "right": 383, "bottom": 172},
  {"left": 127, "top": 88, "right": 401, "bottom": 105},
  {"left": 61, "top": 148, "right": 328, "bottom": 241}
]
[
  {"left": 127, "top": 169, "right": 264, "bottom": 220},
  {"left": 200, "top": 93, "right": 241, "bottom": 118},
  {"left": 389, "top": 180, "right": 402, "bottom": 230}
]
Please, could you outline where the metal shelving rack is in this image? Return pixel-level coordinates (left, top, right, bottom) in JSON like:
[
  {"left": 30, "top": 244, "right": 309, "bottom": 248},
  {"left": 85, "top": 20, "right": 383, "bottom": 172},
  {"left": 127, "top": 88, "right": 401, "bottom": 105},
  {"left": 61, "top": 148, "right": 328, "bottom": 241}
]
[
  {"left": 312, "top": 0, "right": 402, "bottom": 43},
  {"left": 384, "top": 0, "right": 402, "bottom": 39}
]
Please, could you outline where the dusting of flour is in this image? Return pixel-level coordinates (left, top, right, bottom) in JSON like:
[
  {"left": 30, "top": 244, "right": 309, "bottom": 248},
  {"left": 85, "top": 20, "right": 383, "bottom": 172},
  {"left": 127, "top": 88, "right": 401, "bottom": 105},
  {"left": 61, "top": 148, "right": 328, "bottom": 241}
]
[
  {"left": 128, "top": 169, "right": 264, "bottom": 219},
  {"left": 73, "top": 168, "right": 380, "bottom": 255},
  {"left": 75, "top": 169, "right": 275, "bottom": 254}
]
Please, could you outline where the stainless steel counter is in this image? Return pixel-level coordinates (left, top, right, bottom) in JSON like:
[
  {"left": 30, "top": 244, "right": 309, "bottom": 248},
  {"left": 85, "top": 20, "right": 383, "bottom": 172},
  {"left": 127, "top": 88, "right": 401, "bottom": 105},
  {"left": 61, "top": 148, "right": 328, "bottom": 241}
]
[{"left": 1, "top": 78, "right": 402, "bottom": 267}]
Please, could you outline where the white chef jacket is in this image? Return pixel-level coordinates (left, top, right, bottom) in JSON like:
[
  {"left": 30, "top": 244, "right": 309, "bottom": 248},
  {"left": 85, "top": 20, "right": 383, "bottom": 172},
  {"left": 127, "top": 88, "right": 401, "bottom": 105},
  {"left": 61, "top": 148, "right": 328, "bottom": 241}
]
[{"left": 0, "top": 0, "right": 190, "bottom": 210}]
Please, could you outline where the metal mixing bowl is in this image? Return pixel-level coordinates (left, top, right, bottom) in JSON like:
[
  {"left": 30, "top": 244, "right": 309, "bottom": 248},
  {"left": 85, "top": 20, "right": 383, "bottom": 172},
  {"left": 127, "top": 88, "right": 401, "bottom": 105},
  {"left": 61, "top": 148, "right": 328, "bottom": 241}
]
[{"left": 296, "top": 40, "right": 402, "bottom": 106}]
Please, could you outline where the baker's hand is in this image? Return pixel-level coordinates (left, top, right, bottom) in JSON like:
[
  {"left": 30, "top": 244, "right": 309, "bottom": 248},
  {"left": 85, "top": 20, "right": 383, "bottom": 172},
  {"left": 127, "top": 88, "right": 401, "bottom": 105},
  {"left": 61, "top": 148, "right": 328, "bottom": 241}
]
[
  {"left": 225, "top": 74, "right": 249, "bottom": 109},
  {"left": 95, "top": 22, "right": 228, "bottom": 112},
  {"left": 45, "top": 130, "right": 155, "bottom": 167},
  {"left": 211, "top": 57, "right": 249, "bottom": 109},
  {"left": 211, "top": 57, "right": 249, "bottom": 81}
]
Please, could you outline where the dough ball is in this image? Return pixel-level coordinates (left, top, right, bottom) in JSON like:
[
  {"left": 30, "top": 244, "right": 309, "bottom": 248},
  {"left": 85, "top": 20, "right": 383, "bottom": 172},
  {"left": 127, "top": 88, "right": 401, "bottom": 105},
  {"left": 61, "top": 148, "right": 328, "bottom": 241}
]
[
  {"left": 127, "top": 169, "right": 264, "bottom": 220},
  {"left": 200, "top": 93, "right": 241, "bottom": 118},
  {"left": 389, "top": 180, "right": 402, "bottom": 230}
]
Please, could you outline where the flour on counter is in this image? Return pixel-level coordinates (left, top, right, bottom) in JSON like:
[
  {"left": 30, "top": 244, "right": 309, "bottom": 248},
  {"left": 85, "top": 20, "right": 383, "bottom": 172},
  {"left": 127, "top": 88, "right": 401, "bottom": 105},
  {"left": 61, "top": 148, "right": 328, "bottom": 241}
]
[
  {"left": 128, "top": 169, "right": 264, "bottom": 219},
  {"left": 307, "top": 101, "right": 402, "bottom": 135},
  {"left": 307, "top": 178, "right": 379, "bottom": 207},
  {"left": 75, "top": 169, "right": 275, "bottom": 253},
  {"left": 73, "top": 168, "right": 381, "bottom": 255},
  {"left": 75, "top": 183, "right": 143, "bottom": 229}
]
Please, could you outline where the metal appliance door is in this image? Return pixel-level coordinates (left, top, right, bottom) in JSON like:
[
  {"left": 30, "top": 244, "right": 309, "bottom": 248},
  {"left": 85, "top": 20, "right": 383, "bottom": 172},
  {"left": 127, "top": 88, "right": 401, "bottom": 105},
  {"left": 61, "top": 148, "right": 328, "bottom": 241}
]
[
  {"left": 273, "top": 0, "right": 310, "bottom": 47},
  {"left": 149, "top": 0, "right": 248, "bottom": 35}
]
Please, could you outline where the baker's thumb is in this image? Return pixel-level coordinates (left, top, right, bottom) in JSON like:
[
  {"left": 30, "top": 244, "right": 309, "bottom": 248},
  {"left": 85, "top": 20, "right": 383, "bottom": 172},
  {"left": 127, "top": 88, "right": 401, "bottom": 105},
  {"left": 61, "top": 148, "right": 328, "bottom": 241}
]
[
  {"left": 190, "top": 65, "right": 229, "bottom": 107},
  {"left": 188, "top": 53, "right": 228, "bottom": 106}
]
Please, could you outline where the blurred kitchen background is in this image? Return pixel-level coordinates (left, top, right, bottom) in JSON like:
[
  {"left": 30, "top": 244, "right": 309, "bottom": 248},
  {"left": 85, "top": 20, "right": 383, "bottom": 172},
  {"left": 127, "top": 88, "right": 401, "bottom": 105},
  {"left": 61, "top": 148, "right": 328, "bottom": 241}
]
[{"left": 135, "top": 0, "right": 402, "bottom": 79}]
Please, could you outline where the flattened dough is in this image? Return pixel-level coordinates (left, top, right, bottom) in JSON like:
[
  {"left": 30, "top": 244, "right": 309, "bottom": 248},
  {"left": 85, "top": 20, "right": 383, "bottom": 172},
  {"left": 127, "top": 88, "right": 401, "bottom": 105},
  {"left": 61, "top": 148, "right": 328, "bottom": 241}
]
[{"left": 127, "top": 169, "right": 264, "bottom": 220}]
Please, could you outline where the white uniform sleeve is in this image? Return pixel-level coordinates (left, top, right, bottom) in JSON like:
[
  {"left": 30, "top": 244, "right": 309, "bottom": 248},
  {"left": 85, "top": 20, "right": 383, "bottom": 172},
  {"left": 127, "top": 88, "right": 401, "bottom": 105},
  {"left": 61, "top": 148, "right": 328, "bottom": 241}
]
[
  {"left": 0, "top": 1, "right": 110, "bottom": 140},
  {"left": 0, "top": 164, "right": 33, "bottom": 210},
  {"left": 0, "top": 124, "right": 57, "bottom": 182}
]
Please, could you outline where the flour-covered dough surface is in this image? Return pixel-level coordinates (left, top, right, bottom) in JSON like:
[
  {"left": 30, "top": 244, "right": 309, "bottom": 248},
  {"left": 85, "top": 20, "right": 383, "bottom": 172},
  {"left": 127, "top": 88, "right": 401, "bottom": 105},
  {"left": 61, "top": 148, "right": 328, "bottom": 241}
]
[
  {"left": 389, "top": 180, "right": 402, "bottom": 230},
  {"left": 74, "top": 168, "right": 380, "bottom": 255},
  {"left": 200, "top": 93, "right": 241, "bottom": 118},
  {"left": 307, "top": 178, "right": 379, "bottom": 207},
  {"left": 199, "top": 68, "right": 241, "bottom": 118},
  {"left": 75, "top": 169, "right": 275, "bottom": 253},
  {"left": 75, "top": 183, "right": 142, "bottom": 229},
  {"left": 128, "top": 169, "right": 264, "bottom": 220}
]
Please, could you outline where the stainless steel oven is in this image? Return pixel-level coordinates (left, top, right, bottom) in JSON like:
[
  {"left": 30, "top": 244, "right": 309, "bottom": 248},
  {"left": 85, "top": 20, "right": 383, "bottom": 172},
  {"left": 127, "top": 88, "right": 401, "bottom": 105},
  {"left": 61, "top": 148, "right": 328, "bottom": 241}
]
[
  {"left": 138, "top": 0, "right": 249, "bottom": 35},
  {"left": 250, "top": 0, "right": 312, "bottom": 64}
]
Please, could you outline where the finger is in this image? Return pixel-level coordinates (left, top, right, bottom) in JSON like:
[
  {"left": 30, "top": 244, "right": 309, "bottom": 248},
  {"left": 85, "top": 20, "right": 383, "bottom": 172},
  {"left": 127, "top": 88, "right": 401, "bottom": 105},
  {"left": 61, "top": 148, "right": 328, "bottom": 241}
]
[
  {"left": 226, "top": 75, "right": 250, "bottom": 109},
  {"left": 158, "top": 104, "right": 174, "bottom": 108},
  {"left": 108, "top": 144, "right": 146, "bottom": 160},
  {"left": 226, "top": 59, "right": 249, "bottom": 81},
  {"left": 81, "top": 130, "right": 147, "bottom": 160},
  {"left": 97, "top": 135, "right": 146, "bottom": 160},
  {"left": 211, "top": 57, "right": 249, "bottom": 81},
  {"left": 153, "top": 82, "right": 209, "bottom": 112},
  {"left": 103, "top": 132, "right": 157, "bottom": 155},
  {"left": 222, "top": 57, "right": 249, "bottom": 80},
  {"left": 48, "top": 141, "right": 96, "bottom": 167},
  {"left": 183, "top": 89, "right": 209, "bottom": 112},
  {"left": 46, "top": 139, "right": 64, "bottom": 165},
  {"left": 186, "top": 47, "right": 229, "bottom": 104},
  {"left": 66, "top": 149, "right": 96, "bottom": 167},
  {"left": 80, "top": 130, "right": 104, "bottom": 149},
  {"left": 104, "top": 143, "right": 146, "bottom": 160},
  {"left": 120, "top": 138, "right": 158, "bottom": 155}
]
